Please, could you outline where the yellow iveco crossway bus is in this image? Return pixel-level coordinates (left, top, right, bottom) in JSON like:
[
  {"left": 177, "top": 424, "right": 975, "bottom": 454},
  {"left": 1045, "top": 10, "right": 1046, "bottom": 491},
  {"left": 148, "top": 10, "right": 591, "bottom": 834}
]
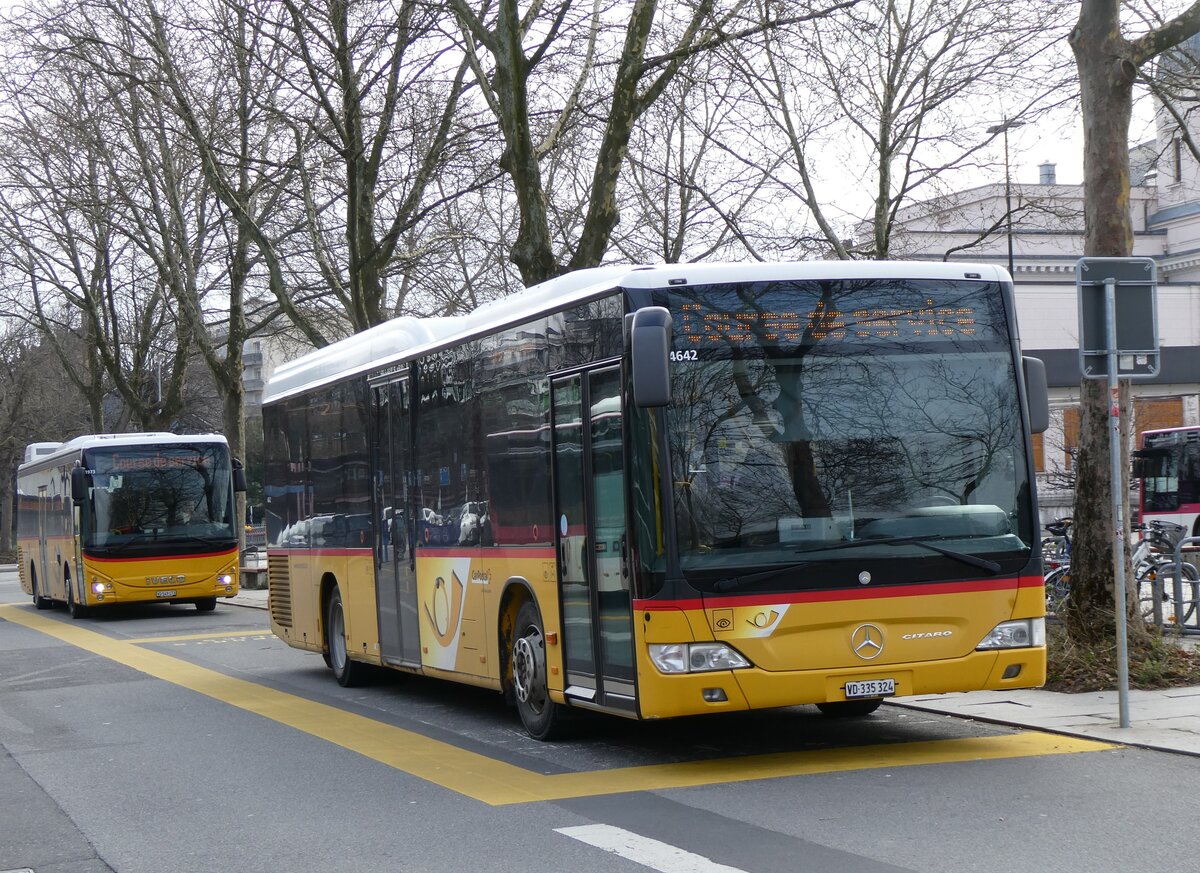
[
  {"left": 262, "top": 261, "right": 1050, "bottom": 739},
  {"left": 17, "top": 433, "right": 246, "bottom": 617}
]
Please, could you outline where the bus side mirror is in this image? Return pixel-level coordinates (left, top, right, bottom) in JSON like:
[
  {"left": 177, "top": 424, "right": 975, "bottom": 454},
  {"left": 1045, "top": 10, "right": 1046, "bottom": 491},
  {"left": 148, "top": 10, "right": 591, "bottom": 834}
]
[
  {"left": 70, "top": 466, "right": 87, "bottom": 504},
  {"left": 630, "top": 306, "right": 672, "bottom": 408},
  {"left": 233, "top": 458, "right": 247, "bottom": 493},
  {"left": 1022, "top": 356, "right": 1049, "bottom": 434}
]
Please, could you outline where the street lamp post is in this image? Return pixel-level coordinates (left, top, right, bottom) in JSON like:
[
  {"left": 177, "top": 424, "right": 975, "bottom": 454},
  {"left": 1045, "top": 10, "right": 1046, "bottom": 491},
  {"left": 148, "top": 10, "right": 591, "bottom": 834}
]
[{"left": 987, "top": 119, "right": 1025, "bottom": 278}]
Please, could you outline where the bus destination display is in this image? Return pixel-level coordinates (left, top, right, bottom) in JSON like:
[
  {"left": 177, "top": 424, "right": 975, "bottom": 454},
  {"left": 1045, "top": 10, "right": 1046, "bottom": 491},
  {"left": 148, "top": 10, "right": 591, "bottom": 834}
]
[{"left": 676, "top": 300, "right": 981, "bottom": 344}]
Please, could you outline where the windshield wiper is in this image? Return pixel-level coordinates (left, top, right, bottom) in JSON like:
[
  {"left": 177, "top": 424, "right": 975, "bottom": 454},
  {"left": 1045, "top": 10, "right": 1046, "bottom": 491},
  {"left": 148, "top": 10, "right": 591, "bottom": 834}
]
[
  {"left": 712, "top": 535, "right": 1002, "bottom": 592},
  {"left": 173, "top": 533, "right": 235, "bottom": 545},
  {"left": 714, "top": 561, "right": 823, "bottom": 591},
  {"left": 863, "top": 535, "right": 1003, "bottom": 575}
]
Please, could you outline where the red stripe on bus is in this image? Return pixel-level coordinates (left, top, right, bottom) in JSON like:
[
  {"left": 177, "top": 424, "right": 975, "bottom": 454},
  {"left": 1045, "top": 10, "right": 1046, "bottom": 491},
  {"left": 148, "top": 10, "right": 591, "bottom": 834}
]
[
  {"left": 265, "top": 546, "right": 557, "bottom": 559},
  {"left": 416, "top": 546, "right": 557, "bottom": 559},
  {"left": 264, "top": 548, "right": 369, "bottom": 557},
  {"left": 633, "top": 575, "right": 1038, "bottom": 611}
]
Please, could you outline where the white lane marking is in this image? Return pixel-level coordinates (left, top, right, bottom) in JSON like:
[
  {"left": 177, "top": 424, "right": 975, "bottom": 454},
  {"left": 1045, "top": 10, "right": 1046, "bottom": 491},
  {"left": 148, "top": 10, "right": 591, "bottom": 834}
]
[{"left": 555, "top": 825, "right": 749, "bottom": 872}]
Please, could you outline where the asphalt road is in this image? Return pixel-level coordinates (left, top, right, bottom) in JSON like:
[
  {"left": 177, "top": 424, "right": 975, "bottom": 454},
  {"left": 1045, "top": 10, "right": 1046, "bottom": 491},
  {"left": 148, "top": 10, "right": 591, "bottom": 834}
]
[{"left": 2, "top": 566, "right": 1198, "bottom": 873}]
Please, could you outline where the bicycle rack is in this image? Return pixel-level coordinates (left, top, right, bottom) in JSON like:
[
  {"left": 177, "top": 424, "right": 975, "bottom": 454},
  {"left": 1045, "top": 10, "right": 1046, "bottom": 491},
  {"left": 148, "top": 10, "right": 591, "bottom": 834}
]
[{"left": 1164, "top": 536, "right": 1200, "bottom": 637}]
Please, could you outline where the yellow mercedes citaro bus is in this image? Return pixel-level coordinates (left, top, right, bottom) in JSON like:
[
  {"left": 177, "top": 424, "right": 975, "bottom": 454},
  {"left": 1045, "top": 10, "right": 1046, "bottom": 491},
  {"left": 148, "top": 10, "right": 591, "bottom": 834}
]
[
  {"left": 262, "top": 261, "right": 1050, "bottom": 739},
  {"left": 17, "top": 433, "right": 246, "bottom": 617}
]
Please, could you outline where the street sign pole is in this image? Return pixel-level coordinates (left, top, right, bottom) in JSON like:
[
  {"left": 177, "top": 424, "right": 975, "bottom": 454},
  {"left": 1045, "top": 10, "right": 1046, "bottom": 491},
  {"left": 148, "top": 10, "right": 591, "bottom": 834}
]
[
  {"left": 1077, "top": 256, "right": 1159, "bottom": 730},
  {"left": 1104, "top": 278, "right": 1131, "bottom": 728}
]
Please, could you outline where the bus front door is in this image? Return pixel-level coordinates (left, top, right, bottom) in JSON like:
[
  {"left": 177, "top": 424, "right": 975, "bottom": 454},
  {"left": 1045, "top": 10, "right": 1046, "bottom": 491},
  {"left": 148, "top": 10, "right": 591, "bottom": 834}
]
[
  {"left": 375, "top": 377, "right": 421, "bottom": 667},
  {"left": 551, "top": 366, "right": 636, "bottom": 713}
]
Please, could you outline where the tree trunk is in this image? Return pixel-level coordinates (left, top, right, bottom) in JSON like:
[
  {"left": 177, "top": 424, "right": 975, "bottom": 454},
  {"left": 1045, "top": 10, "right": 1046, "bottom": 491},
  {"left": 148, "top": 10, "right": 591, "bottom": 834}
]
[
  {"left": 224, "top": 376, "right": 247, "bottom": 550},
  {"left": 1065, "top": 5, "right": 1139, "bottom": 645},
  {"left": 1059, "top": 1, "right": 1200, "bottom": 646}
]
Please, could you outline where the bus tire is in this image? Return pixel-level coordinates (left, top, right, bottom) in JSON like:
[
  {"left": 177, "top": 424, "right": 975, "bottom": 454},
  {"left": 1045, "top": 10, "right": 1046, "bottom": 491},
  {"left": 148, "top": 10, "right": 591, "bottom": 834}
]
[
  {"left": 512, "top": 600, "right": 566, "bottom": 740},
  {"left": 817, "top": 699, "right": 883, "bottom": 718},
  {"left": 67, "top": 577, "right": 88, "bottom": 620},
  {"left": 325, "top": 585, "right": 367, "bottom": 687},
  {"left": 195, "top": 598, "right": 217, "bottom": 612},
  {"left": 31, "top": 568, "right": 51, "bottom": 610}
]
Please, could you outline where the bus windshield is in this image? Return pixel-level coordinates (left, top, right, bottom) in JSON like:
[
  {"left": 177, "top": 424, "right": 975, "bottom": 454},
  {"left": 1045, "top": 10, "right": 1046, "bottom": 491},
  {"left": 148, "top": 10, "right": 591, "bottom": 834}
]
[
  {"left": 82, "top": 444, "right": 237, "bottom": 555},
  {"left": 660, "top": 278, "right": 1034, "bottom": 592}
]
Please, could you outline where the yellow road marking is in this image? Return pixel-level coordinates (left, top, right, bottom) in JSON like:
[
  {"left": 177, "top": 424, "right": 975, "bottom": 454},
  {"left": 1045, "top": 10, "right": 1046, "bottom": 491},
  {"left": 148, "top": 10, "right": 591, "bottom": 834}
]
[
  {"left": 125, "top": 630, "right": 272, "bottom": 644},
  {"left": 1, "top": 604, "right": 1114, "bottom": 806}
]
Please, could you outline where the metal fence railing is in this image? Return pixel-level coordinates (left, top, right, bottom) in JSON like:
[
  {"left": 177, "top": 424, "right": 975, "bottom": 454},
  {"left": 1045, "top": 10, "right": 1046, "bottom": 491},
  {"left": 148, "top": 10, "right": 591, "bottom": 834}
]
[{"left": 1167, "top": 536, "right": 1200, "bottom": 637}]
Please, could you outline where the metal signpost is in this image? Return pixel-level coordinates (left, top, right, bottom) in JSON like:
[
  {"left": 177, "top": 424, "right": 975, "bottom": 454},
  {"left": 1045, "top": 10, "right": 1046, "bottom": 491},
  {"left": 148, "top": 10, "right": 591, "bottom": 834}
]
[{"left": 1076, "top": 256, "right": 1159, "bottom": 729}]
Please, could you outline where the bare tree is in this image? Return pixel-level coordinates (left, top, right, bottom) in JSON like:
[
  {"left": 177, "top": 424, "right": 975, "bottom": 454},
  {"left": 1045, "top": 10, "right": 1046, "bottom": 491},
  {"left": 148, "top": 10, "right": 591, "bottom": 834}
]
[
  {"left": 0, "top": 35, "right": 192, "bottom": 432},
  {"left": 450, "top": 0, "right": 859, "bottom": 285},
  {"left": 259, "top": 0, "right": 477, "bottom": 330},
  {"left": 1065, "top": 0, "right": 1200, "bottom": 645},
  {"left": 725, "top": 0, "right": 1076, "bottom": 260},
  {"left": 0, "top": 322, "right": 95, "bottom": 552},
  {"left": 616, "top": 52, "right": 793, "bottom": 263}
]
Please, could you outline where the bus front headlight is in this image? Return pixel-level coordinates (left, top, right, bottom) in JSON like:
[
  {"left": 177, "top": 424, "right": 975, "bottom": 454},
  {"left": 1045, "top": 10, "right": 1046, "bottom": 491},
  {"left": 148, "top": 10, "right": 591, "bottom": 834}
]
[
  {"left": 976, "top": 618, "right": 1045, "bottom": 650},
  {"left": 649, "top": 643, "right": 751, "bottom": 674}
]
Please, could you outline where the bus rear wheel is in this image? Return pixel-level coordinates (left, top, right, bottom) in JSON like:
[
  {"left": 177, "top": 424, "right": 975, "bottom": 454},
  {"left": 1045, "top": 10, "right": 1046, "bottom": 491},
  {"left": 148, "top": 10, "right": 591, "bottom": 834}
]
[
  {"left": 512, "top": 600, "right": 566, "bottom": 740},
  {"left": 817, "top": 699, "right": 883, "bottom": 718},
  {"left": 31, "top": 568, "right": 51, "bottom": 610},
  {"left": 325, "top": 586, "right": 367, "bottom": 687},
  {"left": 195, "top": 598, "right": 217, "bottom": 613}
]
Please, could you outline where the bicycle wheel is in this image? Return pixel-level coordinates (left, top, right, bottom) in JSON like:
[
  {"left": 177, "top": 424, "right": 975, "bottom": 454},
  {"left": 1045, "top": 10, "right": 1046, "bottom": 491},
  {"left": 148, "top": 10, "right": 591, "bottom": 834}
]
[
  {"left": 1151, "top": 560, "right": 1200, "bottom": 626},
  {"left": 1045, "top": 566, "right": 1070, "bottom": 615},
  {"left": 1135, "top": 562, "right": 1167, "bottom": 622}
]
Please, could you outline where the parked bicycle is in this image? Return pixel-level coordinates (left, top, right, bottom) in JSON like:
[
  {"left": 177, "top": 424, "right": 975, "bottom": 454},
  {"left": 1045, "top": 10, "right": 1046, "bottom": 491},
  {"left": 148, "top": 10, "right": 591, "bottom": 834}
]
[
  {"left": 1041, "top": 518, "right": 1199, "bottom": 625},
  {"left": 1132, "top": 520, "right": 1200, "bottom": 625},
  {"left": 1042, "top": 518, "right": 1072, "bottom": 614}
]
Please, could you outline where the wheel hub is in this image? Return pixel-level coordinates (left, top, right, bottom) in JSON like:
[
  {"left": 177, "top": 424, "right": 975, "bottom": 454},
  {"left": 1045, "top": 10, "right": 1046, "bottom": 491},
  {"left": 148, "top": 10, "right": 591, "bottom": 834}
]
[
  {"left": 329, "top": 604, "right": 346, "bottom": 670},
  {"left": 513, "top": 631, "right": 545, "bottom": 706}
]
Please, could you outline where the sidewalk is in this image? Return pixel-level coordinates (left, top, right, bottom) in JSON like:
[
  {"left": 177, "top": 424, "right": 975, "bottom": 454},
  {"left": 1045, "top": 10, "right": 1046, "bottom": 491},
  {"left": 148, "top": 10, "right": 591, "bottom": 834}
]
[
  {"left": 227, "top": 587, "right": 268, "bottom": 610},
  {"left": 222, "top": 589, "right": 1200, "bottom": 756},
  {"left": 891, "top": 682, "right": 1200, "bottom": 756}
]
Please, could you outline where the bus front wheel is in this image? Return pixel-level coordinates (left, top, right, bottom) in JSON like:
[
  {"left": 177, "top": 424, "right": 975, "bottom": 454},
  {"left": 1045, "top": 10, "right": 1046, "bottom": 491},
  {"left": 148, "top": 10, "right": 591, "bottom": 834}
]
[
  {"left": 512, "top": 600, "right": 566, "bottom": 740},
  {"left": 67, "top": 576, "right": 88, "bottom": 620},
  {"left": 817, "top": 699, "right": 883, "bottom": 718},
  {"left": 325, "top": 586, "right": 367, "bottom": 687},
  {"left": 195, "top": 598, "right": 217, "bottom": 612}
]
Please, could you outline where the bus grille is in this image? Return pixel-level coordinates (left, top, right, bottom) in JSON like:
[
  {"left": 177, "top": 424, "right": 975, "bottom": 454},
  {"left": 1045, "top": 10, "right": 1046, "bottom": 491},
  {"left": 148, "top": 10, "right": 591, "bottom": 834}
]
[
  {"left": 17, "top": 548, "right": 26, "bottom": 589},
  {"left": 268, "top": 555, "right": 293, "bottom": 628}
]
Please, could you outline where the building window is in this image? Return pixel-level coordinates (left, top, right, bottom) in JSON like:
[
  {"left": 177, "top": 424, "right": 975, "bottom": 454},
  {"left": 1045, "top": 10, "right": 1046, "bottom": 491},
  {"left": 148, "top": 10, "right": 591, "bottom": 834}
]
[
  {"left": 1063, "top": 406, "right": 1080, "bottom": 471},
  {"left": 1135, "top": 397, "right": 1184, "bottom": 437}
]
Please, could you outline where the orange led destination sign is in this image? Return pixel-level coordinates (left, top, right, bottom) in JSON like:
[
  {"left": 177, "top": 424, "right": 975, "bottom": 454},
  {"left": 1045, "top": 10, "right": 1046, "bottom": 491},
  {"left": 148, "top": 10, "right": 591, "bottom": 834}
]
[
  {"left": 108, "top": 454, "right": 204, "bottom": 472},
  {"left": 676, "top": 300, "right": 980, "bottom": 344}
]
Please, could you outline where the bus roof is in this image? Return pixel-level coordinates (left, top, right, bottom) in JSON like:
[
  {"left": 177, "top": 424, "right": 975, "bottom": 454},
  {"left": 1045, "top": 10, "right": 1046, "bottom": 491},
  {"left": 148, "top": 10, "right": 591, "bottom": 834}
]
[
  {"left": 263, "top": 260, "right": 1010, "bottom": 406},
  {"left": 1141, "top": 426, "right": 1200, "bottom": 436},
  {"left": 18, "top": 432, "right": 230, "bottom": 474}
]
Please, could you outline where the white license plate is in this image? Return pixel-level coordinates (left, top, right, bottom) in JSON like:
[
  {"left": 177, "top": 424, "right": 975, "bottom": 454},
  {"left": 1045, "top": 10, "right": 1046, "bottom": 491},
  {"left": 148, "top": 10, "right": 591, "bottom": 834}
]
[
  {"left": 155, "top": 589, "right": 177, "bottom": 598},
  {"left": 845, "top": 678, "right": 895, "bottom": 699}
]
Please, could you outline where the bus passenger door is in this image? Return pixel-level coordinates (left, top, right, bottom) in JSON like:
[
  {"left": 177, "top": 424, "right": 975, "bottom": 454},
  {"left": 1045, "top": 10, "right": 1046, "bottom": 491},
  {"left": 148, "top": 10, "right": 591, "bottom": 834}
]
[
  {"left": 37, "top": 485, "right": 50, "bottom": 597},
  {"left": 375, "top": 377, "right": 421, "bottom": 666},
  {"left": 551, "top": 366, "right": 636, "bottom": 713}
]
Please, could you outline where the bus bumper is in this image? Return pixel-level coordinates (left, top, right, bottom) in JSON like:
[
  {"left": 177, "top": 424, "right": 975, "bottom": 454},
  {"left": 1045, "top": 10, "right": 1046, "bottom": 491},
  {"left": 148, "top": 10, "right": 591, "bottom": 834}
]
[
  {"left": 91, "top": 578, "right": 239, "bottom": 605},
  {"left": 635, "top": 647, "right": 1046, "bottom": 720}
]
